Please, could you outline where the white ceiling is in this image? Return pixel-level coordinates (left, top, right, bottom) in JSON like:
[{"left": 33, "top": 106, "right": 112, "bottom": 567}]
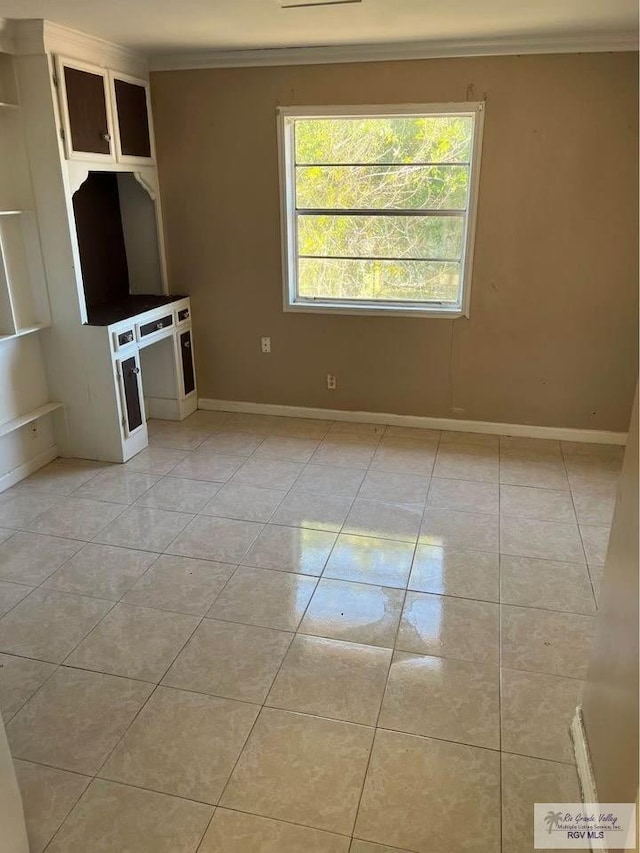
[{"left": 0, "top": 0, "right": 637, "bottom": 55}]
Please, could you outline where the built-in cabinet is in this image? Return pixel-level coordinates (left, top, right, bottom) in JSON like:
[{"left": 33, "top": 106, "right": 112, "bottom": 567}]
[
  {"left": 56, "top": 56, "right": 154, "bottom": 164},
  {"left": 3, "top": 21, "right": 197, "bottom": 464},
  {"left": 106, "top": 297, "right": 197, "bottom": 446}
]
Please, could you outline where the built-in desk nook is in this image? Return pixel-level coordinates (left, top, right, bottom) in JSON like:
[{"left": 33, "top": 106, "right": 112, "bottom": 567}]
[
  {"left": 2, "top": 23, "right": 198, "bottom": 463},
  {"left": 69, "top": 167, "right": 196, "bottom": 460}
]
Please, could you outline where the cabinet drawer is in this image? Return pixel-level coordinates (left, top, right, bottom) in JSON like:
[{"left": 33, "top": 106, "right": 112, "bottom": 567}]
[
  {"left": 177, "top": 307, "right": 190, "bottom": 323},
  {"left": 138, "top": 314, "right": 173, "bottom": 339},
  {"left": 114, "top": 329, "right": 135, "bottom": 349}
]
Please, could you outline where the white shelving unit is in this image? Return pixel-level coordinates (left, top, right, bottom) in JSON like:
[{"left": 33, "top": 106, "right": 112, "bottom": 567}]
[
  {"left": 0, "top": 402, "right": 64, "bottom": 440},
  {"left": 0, "top": 209, "right": 51, "bottom": 337},
  {"left": 0, "top": 52, "right": 51, "bottom": 342},
  {"left": 0, "top": 47, "right": 62, "bottom": 493}
]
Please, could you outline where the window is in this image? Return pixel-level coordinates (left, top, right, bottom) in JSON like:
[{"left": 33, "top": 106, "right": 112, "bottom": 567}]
[{"left": 278, "top": 103, "right": 484, "bottom": 317}]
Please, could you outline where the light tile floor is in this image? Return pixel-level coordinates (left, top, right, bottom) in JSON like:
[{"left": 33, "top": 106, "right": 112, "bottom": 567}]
[{"left": 0, "top": 411, "right": 621, "bottom": 853}]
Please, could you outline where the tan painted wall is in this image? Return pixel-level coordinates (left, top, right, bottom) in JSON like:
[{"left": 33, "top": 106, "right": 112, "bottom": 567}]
[
  {"left": 582, "top": 387, "right": 638, "bottom": 803},
  {"left": 151, "top": 52, "right": 638, "bottom": 430}
]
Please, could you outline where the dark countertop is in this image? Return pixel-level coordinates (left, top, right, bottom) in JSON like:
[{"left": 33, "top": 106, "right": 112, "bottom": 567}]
[{"left": 85, "top": 295, "right": 188, "bottom": 326}]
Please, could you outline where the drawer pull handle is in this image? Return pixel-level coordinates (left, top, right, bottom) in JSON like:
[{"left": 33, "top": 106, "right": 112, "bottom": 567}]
[
  {"left": 125, "top": 333, "right": 133, "bottom": 343},
  {"left": 156, "top": 322, "right": 164, "bottom": 330},
  {"left": 184, "top": 340, "right": 191, "bottom": 349},
  {"left": 101, "top": 132, "right": 111, "bottom": 142},
  {"left": 128, "top": 367, "right": 140, "bottom": 376}
]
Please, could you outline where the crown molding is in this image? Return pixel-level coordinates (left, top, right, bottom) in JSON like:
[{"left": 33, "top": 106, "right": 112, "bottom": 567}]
[
  {"left": 150, "top": 30, "right": 638, "bottom": 71},
  {"left": 9, "top": 19, "right": 148, "bottom": 76}
]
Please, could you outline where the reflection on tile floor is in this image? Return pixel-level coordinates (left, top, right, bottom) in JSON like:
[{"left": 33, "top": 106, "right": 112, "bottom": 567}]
[{"left": 0, "top": 411, "right": 621, "bottom": 852}]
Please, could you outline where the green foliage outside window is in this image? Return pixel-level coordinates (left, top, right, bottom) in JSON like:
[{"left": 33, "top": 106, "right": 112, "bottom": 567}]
[{"left": 292, "top": 115, "right": 474, "bottom": 304}]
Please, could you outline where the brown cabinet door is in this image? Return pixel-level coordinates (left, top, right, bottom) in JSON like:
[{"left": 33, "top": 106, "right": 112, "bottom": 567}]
[
  {"left": 120, "top": 356, "right": 143, "bottom": 433},
  {"left": 114, "top": 77, "right": 152, "bottom": 159},
  {"left": 180, "top": 331, "right": 195, "bottom": 396},
  {"left": 63, "top": 65, "right": 111, "bottom": 156}
]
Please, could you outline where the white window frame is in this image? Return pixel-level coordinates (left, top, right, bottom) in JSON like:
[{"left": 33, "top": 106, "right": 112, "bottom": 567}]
[{"left": 277, "top": 103, "right": 485, "bottom": 318}]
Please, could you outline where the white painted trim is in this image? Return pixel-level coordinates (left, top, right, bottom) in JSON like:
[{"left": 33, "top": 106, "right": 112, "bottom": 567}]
[
  {"left": 150, "top": 32, "right": 638, "bottom": 71},
  {"left": 197, "top": 398, "right": 628, "bottom": 444},
  {"left": 108, "top": 70, "right": 157, "bottom": 166},
  {"left": 55, "top": 55, "right": 116, "bottom": 163},
  {"left": 277, "top": 102, "right": 484, "bottom": 117},
  {"left": 0, "top": 402, "right": 63, "bottom": 439},
  {"left": 277, "top": 102, "right": 484, "bottom": 318},
  {"left": 570, "top": 707, "right": 604, "bottom": 851},
  {"left": 0, "top": 444, "right": 57, "bottom": 494}
]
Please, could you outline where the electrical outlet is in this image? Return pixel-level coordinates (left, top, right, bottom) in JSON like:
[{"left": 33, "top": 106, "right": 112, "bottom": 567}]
[
  {"left": 261, "top": 336, "right": 271, "bottom": 353},
  {"left": 327, "top": 373, "right": 337, "bottom": 390}
]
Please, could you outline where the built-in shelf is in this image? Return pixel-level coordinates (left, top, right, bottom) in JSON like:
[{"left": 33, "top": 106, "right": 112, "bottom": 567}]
[
  {"left": 0, "top": 323, "right": 50, "bottom": 343},
  {"left": 0, "top": 402, "right": 64, "bottom": 440},
  {"left": 0, "top": 210, "right": 51, "bottom": 336}
]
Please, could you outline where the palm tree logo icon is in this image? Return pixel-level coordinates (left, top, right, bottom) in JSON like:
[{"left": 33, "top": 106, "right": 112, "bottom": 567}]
[{"left": 544, "top": 811, "right": 564, "bottom": 834}]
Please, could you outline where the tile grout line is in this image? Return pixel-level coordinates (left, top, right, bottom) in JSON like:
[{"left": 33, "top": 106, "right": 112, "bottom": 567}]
[
  {"left": 561, "top": 443, "right": 600, "bottom": 610},
  {"left": 205, "top": 420, "right": 391, "bottom": 848},
  {"left": 32, "top": 468, "right": 253, "bottom": 837},
  {"left": 2, "top": 415, "right": 617, "bottom": 851},
  {"left": 201, "top": 422, "right": 390, "bottom": 841},
  {"left": 87, "top": 537, "right": 257, "bottom": 785},
  {"left": 0, "top": 519, "right": 596, "bottom": 584},
  {"left": 41, "top": 767, "right": 93, "bottom": 853},
  {"left": 346, "top": 429, "right": 437, "bottom": 845}
]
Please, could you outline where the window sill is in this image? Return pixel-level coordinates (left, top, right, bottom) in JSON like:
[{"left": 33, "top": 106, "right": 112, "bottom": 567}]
[{"left": 284, "top": 301, "right": 466, "bottom": 319}]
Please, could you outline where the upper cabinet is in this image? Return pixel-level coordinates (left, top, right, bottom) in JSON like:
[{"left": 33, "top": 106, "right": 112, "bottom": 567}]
[
  {"left": 57, "top": 57, "right": 115, "bottom": 161},
  {"left": 56, "top": 57, "right": 154, "bottom": 165}
]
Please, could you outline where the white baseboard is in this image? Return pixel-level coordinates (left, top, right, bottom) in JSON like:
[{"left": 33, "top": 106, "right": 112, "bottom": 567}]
[
  {"left": 144, "top": 396, "right": 181, "bottom": 421},
  {"left": 0, "top": 445, "right": 58, "bottom": 494},
  {"left": 198, "top": 398, "right": 627, "bottom": 445},
  {"left": 145, "top": 395, "right": 198, "bottom": 422},
  {"left": 571, "top": 707, "right": 605, "bottom": 851},
  {"left": 571, "top": 706, "right": 600, "bottom": 813}
]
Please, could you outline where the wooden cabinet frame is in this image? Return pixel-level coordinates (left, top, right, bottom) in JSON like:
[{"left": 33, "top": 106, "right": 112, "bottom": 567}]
[
  {"left": 56, "top": 60, "right": 156, "bottom": 166},
  {"left": 109, "top": 70, "right": 156, "bottom": 165},
  {"left": 55, "top": 55, "right": 116, "bottom": 163},
  {"left": 116, "top": 351, "right": 145, "bottom": 438}
]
